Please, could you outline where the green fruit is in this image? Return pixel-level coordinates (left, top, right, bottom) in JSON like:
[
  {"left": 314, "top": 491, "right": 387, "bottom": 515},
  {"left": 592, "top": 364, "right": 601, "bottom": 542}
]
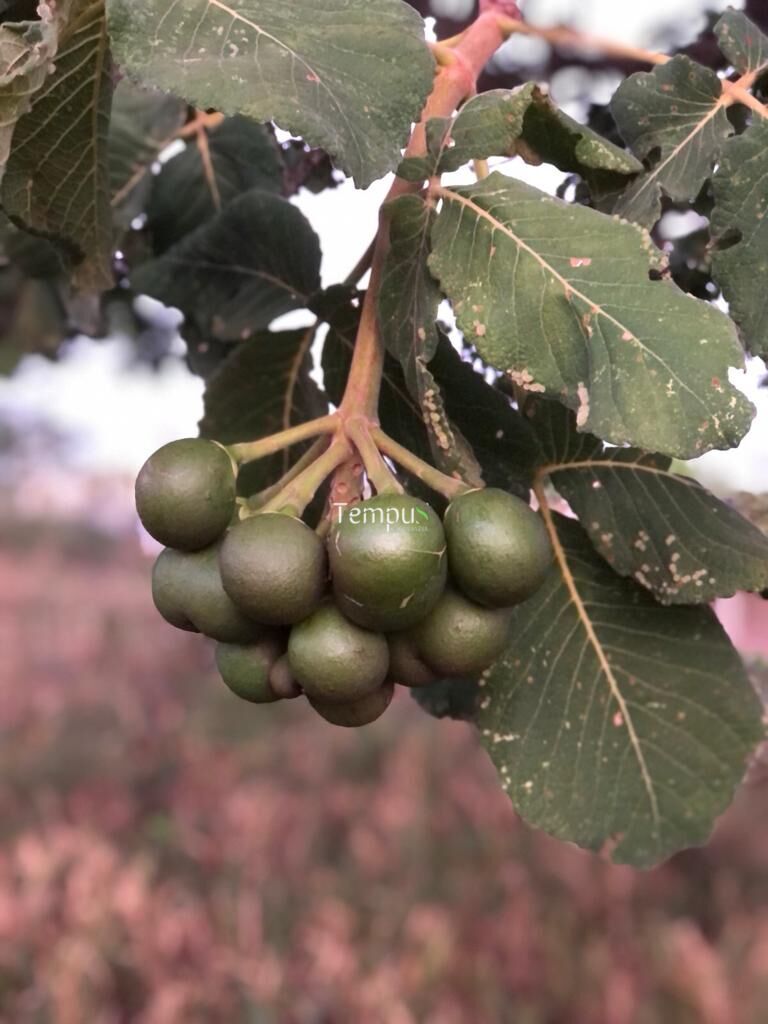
[
  {"left": 268, "top": 655, "right": 303, "bottom": 700},
  {"left": 288, "top": 603, "right": 389, "bottom": 704},
  {"left": 387, "top": 633, "right": 438, "bottom": 688},
  {"left": 219, "top": 513, "right": 326, "bottom": 626},
  {"left": 444, "top": 488, "right": 552, "bottom": 607},
  {"left": 215, "top": 637, "right": 284, "bottom": 703},
  {"left": 308, "top": 682, "right": 395, "bottom": 728},
  {"left": 409, "top": 587, "right": 512, "bottom": 677},
  {"left": 328, "top": 494, "right": 447, "bottom": 631},
  {"left": 136, "top": 438, "right": 236, "bottom": 551},
  {"left": 152, "top": 545, "right": 263, "bottom": 643}
]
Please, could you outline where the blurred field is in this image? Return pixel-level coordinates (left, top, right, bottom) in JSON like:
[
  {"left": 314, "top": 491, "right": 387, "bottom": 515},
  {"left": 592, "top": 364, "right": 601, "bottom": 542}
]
[{"left": 2, "top": 522, "right": 768, "bottom": 1023}]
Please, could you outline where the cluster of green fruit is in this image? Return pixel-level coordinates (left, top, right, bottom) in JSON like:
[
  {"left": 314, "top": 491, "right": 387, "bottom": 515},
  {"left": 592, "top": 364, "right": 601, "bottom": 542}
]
[{"left": 135, "top": 437, "right": 553, "bottom": 727}]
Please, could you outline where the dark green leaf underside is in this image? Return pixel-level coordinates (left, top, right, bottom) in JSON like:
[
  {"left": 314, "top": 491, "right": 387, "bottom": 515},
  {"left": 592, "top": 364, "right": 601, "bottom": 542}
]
[{"left": 133, "top": 188, "right": 321, "bottom": 341}]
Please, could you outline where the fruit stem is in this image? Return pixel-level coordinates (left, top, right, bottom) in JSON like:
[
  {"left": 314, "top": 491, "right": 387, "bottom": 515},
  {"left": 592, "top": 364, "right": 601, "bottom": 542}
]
[
  {"left": 337, "top": 11, "right": 507, "bottom": 423},
  {"left": 242, "top": 435, "right": 331, "bottom": 514},
  {"left": 260, "top": 439, "right": 351, "bottom": 516},
  {"left": 345, "top": 418, "right": 405, "bottom": 496},
  {"left": 228, "top": 414, "right": 339, "bottom": 465},
  {"left": 370, "top": 427, "right": 474, "bottom": 501}
]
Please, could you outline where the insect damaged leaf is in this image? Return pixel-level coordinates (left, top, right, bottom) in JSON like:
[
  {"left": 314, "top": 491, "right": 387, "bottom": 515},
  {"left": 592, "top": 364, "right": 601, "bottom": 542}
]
[
  {"left": 2, "top": 0, "right": 114, "bottom": 291},
  {"left": 106, "top": 0, "right": 435, "bottom": 188},
  {"left": 529, "top": 399, "right": 768, "bottom": 604},
  {"left": 429, "top": 173, "right": 753, "bottom": 458},
  {"left": 714, "top": 8, "right": 768, "bottom": 76},
  {"left": 475, "top": 511, "right": 764, "bottom": 868},
  {"left": 711, "top": 120, "right": 768, "bottom": 361},
  {"left": 610, "top": 56, "right": 735, "bottom": 229}
]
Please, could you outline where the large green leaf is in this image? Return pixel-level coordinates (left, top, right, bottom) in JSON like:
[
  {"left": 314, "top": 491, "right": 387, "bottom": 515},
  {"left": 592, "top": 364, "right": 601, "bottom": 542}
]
[
  {"left": 109, "top": 81, "right": 187, "bottom": 226},
  {"left": 106, "top": 0, "right": 435, "bottom": 188},
  {"left": 2, "top": 0, "right": 113, "bottom": 290},
  {"left": 711, "top": 121, "right": 768, "bottom": 360},
  {"left": 610, "top": 56, "right": 733, "bottom": 228},
  {"left": 715, "top": 9, "right": 768, "bottom": 75},
  {"left": 429, "top": 173, "right": 753, "bottom": 458},
  {"left": 475, "top": 511, "right": 763, "bottom": 867},
  {"left": 132, "top": 188, "right": 321, "bottom": 341},
  {"left": 530, "top": 399, "right": 768, "bottom": 604},
  {"left": 146, "top": 117, "right": 283, "bottom": 253}
]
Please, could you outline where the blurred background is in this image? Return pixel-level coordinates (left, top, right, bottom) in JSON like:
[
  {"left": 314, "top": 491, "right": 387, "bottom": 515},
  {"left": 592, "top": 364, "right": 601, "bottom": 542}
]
[{"left": 2, "top": 0, "right": 768, "bottom": 1021}]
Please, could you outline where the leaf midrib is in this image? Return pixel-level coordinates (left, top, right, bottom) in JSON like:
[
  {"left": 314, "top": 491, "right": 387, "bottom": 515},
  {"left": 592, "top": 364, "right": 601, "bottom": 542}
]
[
  {"left": 437, "top": 184, "right": 709, "bottom": 416},
  {"left": 533, "top": 481, "right": 662, "bottom": 836}
]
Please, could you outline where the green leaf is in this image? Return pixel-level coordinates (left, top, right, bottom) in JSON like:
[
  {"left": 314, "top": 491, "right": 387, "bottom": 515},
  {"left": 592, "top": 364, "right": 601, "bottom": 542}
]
[
  {"left": 715, "top": 9, "right": 768, "bottom": 75},
  {"left": 0, "top": 9, "right": 60, "bottom": 174},
  {"left": 380, "top": 194, "right": 442, "bottom": 384},
  {"left": 2, "top": 0, "right": 113, "bottom": 290},
  {"left": 146, "top": 117, "right": 283, "bottom": 253},
  {"left": 109, "top": 81, "right": 187, "bottom": 226},
  {"left": 411, "top": 677, "right": 481, "bottom": 721},
  {"left": 106, "top": 0, "right": 435, "bottom": 188},
  {"left": 200, "top": 327, "right": 327, "bottom": 491},
  {"left": 710, "top": 121, "right": 768, "bottom": 360},
  {"left": 440, "top": 85, "right": 642, "bottom": 190},
  {"left": 132, "top": 188, "right": 321, "bottom": 341},
  {"left": 475, "top": 512, "right": 763, "bottom": 867},
  {"left": 378, "top": 195, "right": 482, "bottom": 484},
  {"left": 429, "top": 173, "right": 753, "bottom": 458},
  {"left": 530, "top": 399, "right": 768, "bottom": 604},
  {"left": 428, "top": 338, "right": 539, "bottom": 500},
  {"left": 610, "top": 56, "right": 733, "bottom": 228}
]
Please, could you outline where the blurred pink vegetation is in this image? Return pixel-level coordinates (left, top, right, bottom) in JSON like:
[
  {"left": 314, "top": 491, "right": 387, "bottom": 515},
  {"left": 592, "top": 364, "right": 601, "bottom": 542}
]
[{"left": 1, "top": 476, "right": 768, "bottom": 1022}]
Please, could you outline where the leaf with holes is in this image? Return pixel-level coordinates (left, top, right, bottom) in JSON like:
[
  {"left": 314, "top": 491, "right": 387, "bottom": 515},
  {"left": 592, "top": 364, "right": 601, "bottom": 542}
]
[
  {"left": 2, "top": 1, "right": 113, "bottom": 290},
  {"left": 475, "top": 512, "right": 764, "bottom": 867},
  {"left": 429, "top": 173, "right": 753, "bottom": 458},
  {"left": 711, "top": 121, "right": 768, "bottom": 361},
  {"left": 106, "top": 0, "right": 435, "bottom": 188},
  {"left": 610, "top": 56, "right": 734, "bottom": 228},
  {"left": 715, "top": 8, "right": 768, "bottom": 75},
  {"left": 132, "top": 188, "right": 321, "bottom": 341},
  {"left": 146, "top": 117, "right": 283, "bottom": 253},
  {"left": 529, "top": 399, "right": 768, "bottom": 604},
  {"left": 109, "top": 81, "right": 187, "bottom": 227}
]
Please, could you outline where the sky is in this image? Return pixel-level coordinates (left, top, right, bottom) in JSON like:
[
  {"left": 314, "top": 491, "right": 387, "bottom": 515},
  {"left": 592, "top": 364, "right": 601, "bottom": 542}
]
[{"left": 0, "top": 0, "right": 763, "bottom": 496}]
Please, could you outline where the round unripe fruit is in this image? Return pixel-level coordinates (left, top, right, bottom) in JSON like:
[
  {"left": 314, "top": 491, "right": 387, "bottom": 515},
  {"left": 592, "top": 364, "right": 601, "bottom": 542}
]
[
  {"left": 288, "top": 603, "right": 389, "bottom": 704},
  {"left": 387, "top": 633, "right": 438, "bottom": 688},
  {"left": 136, "top": 438, "right": 236, "bottom": 550},
  {"left": 152, "top": 545, "right": 263, "bottom": 643},
  {"left": 215, "top": 637, "right": 284, "bottom": 703},
  {"left": 219, "top": 513, "right": 326, "bottom": 626},
  {"left": 444, "top": 488, "right": 552, "bottom": 607},
  {"left": 308, "top": 682, "right": 395, "bottom": 728},
  {"left": 328, "top": 494, "right": 447, "bottom": 632},
  {"left": 268, "top": 655, "right": 303, "bottom": 700},
  {"left": 409, "top": 587, "right": 512, "bottom": 677}
]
